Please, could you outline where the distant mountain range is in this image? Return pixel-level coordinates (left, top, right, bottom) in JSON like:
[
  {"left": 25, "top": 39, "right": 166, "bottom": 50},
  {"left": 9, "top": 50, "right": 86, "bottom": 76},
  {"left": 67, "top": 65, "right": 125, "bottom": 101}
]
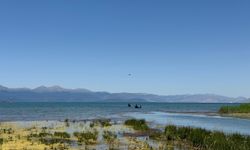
[{"left": 0, "top": 85, "right": 249, "bottom": 103}]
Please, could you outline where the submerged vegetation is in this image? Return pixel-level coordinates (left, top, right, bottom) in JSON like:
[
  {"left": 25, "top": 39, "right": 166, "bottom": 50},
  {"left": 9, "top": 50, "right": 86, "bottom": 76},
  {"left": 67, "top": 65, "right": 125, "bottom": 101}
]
[{"left": 219, "top": 103, "right": 250, "bottom": 113}]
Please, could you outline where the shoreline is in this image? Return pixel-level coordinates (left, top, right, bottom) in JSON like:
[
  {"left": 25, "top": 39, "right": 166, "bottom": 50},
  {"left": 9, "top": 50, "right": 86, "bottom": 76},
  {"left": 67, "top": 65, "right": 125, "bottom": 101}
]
[
  {"left": 0, "top": 119, "right": 179, "bottom": 150},
  {"left": 1, "top": 119, "right": 250, "bottom": 150},
  {"left": 220, "top": 113, "right": 250, "bottom": 119}
]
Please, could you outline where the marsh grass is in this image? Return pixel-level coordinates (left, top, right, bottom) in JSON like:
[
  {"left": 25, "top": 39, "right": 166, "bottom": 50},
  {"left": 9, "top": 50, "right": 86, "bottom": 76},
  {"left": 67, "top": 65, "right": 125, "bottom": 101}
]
[
  {"left": 103, "top": 131, "right": 118, "bottom": 149},
  {"left": 0, "top": 128, "right": 14, "bottom": 134},
  {"left": 54, "top": 132, "right": 70, "bottom": 139},
  {"left": 0, "top": 138, "right": 3, "bottom": 145},
  {"left": 124, "top": 119, "right": 149, "bottom": 131},
  {"left": 27, "top": 131, "right": 71, "bottom": 146},
  {"left": 73, "top": 130, "right": 98, "bottom": 145},
  {"left": 64, "top": 118, "right": 70, "bottom": 127},
  {"left": 91, "top": 119, "right": 112, "bottom": 127},
  {"left": 149, "top": 129, "right": 164, "bottom": 141},
  {"left": 99, "top": 119, "right": 112, "bottom": 127},
  {"left": 164, "top": 125, "right": 177, "bottom": 140},
  {"left": 164, "top": 125, "right": 250, "bottom": 150},
  {"left": 219, "top": 103, "right": 250, "bottom": 113}
]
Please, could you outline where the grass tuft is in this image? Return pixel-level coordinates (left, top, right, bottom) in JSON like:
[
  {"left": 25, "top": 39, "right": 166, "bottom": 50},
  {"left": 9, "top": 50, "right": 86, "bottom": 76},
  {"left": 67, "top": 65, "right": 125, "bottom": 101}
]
[
  {"left": 124, "top": 119, "right": 149, "bottom": 131},
  {"left": 73, "top": 130, "right": 98, "bottom": 145}
]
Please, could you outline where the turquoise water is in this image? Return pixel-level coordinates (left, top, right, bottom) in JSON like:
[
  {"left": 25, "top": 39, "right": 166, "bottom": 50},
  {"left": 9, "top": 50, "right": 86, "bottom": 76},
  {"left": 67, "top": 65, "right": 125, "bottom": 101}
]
[
  {"left": 0, "top": 102, "right": 235, "bottom": 121},
  {"left": 1, "top": 102, "right": 250, "bottom": 135}
]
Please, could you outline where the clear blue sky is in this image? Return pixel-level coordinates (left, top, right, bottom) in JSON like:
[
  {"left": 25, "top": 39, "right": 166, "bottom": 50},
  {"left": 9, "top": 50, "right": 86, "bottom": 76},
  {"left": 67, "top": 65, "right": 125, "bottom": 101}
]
[{"left": 0, "top": 0, "right": 249, "bottom": 97}]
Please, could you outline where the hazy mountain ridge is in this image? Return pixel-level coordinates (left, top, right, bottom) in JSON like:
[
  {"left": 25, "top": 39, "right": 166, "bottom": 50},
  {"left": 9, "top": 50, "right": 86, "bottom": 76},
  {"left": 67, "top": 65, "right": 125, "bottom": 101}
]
[{"left": 0, "top": 85, "right": 248, "bottom": 103}]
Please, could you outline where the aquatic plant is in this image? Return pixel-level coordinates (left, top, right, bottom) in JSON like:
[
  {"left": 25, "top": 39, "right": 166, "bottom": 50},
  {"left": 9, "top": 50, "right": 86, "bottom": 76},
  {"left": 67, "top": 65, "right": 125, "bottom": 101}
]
[
  {"left": 124, "top": 119, "right": 149, "bottom": 131},
  {"left": 27, "top": 131, "right": 71, "bottom": 146},
  {"left": 64, "top": 118, "right": 70, "bottom": 127},
  {"left": 187, "top": 128, "right": 209, "bottom": 148},
  {"left": 149, "top": 129, "right": 164, "bottom": 141},
  {"left": 164, "top": 125, "right": 177, "bottom": 140},
  {"left": 219, "top": 103, "right": 250, "bottom": 113},
  {"left": 91, "top": 119, "right": 112, "bottom": 127},
  {"left": 204, "top": 131, "right": 229, "bottom": 150},
  {"left": 90, "top": 122, "right": 95, "bottom": 128},
  {"left": 99, "top": 119, "right": 112, "bottom": 127},
  {"left": 103, "top": 131, "right": 118, "bottom": 149},
  {"left": 73, "top": 130, "right": 98, "bottom": 145},
  {"left": 163, "top": 125, "right": 250, "bottom": 150},
  {"left": 176, "top": 126, "right": 191, "bottom": 140},
  {"left": 103, "top": 130, "right": 117, "bottom": 143},
  {"left": 54, "top": 132, "right": 70, "bottom": 139},
  {"left": 39, "top": 132, "right": 53, "bottom": 138},
  {"left": 0, "top": 138, "right": 3, "bottom": 145},
  {"left": 1, "top": 128, "right": 14, "bottom": 134}
]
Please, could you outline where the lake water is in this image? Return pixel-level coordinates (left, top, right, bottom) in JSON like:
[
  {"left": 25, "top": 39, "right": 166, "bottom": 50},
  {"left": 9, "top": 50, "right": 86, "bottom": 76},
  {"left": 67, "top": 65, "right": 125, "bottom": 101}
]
[{"left": 1, "top": 102, "right": 250, "bottom": 135}]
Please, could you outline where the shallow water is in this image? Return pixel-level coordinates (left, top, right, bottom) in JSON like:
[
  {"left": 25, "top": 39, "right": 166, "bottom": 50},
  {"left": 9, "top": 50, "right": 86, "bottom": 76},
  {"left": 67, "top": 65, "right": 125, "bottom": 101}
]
[
  {"left": 1, "top": 102, "right": 249, "bottom": 135},
  {"left": 124, "top": 111, "right": 250, "bottom": 135}
]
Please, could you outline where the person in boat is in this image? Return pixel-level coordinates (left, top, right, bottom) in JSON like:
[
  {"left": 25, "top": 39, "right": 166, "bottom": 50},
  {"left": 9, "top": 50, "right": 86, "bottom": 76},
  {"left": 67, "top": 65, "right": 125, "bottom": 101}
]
[
  {"left": 135, "top": 104, "right": 139, "bottom": 108},
  {"left": 135, "top": 104, "right": 142, "bottom": 109}
]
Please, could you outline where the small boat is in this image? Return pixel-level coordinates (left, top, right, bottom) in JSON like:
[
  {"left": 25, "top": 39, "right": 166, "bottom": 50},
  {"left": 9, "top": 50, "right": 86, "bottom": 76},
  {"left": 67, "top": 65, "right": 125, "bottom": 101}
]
[{"left": 135, "top": 104, "right": 142, "bottom": 109}]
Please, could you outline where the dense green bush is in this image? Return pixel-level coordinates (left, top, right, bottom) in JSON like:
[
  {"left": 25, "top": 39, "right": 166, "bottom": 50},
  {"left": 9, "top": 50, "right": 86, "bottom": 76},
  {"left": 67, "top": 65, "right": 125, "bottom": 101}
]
[{"left": 124, "top": 119, "right": 149, "bottom": 131}]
